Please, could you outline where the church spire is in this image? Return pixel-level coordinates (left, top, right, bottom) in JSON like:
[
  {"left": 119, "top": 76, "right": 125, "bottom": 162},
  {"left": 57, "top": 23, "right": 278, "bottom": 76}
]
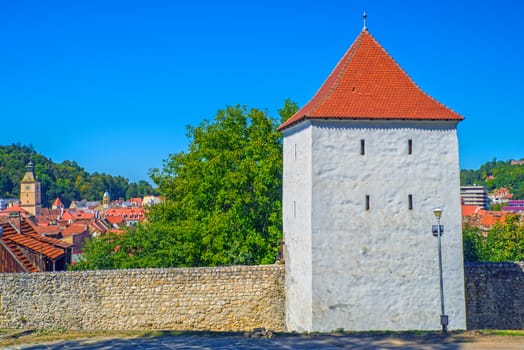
[
  {"left": 26, "top": 160, "right": 34, "bottom": 175},
  {"left": 22, "top": 160, "right": 36, "bottom": 183},
  {"left": 362, "top": 10, "right": 367, "bottom": 31}
]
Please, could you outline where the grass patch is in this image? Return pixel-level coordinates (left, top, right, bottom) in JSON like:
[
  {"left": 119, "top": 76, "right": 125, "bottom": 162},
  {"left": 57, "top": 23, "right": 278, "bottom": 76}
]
[
  {"left": 477, "top": 329, "right": 524, "bottom": 337},
  {"left": 0, "top": 329, "right": 154, "bottom": 347}
]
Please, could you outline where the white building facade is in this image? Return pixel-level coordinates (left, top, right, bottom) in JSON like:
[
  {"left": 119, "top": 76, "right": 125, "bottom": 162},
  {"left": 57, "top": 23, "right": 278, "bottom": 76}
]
[{"left": 280, "top": 29, "right": 466, "bottom": 331}]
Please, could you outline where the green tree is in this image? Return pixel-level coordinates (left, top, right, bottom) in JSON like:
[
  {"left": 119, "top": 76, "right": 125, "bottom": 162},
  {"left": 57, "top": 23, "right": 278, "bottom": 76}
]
[
  {"left": 150, "top": 104, "right": 286, "bottom": 265},
  {"left": 76, "top": 101, "right": 299, "bottom": 269},
  {"left": 463, "top": 215, "right": 524, "bottom": 262},
  {"left": 278, "top": 98, "right": 299, "bottom": 123},
  {"left": 72, "top": 233, "right": 127, "bottom": 270}
]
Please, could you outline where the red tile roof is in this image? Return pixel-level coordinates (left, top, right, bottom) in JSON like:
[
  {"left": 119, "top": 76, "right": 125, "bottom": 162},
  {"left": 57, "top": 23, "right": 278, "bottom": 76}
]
[
  {"left": 61, "top": 223, "right": 88, "bottom": 237},
  {"left": 461, "top": 205, "right": 481, "bottom": 217},
  {"left": 3, "top": 233, "right": 65, "bottom": 260},
  {"left": 0, "top": 225, "right": 39, "bottom": 272},
  {"left": 104, "top": 208, "right": 145, "bottom": 220},
  {"left": 479, "top": 212, "right": 508, "bottom": 227},
  {"left": 105, "top": 215, "right": 125, "bottom": 225},
  {"left": 52, "top": 197, "right": 64, "bottom": 208},
  {"left": 0, "top": 205, "right": 29, "bottom": 214},
  {"left": 19, "top": 219, "right": 71, "bottom": 249},
  {"left": 279, "top": 30, "right": 463, "bottom": 131},
  {"left": 34, "top": 225, "right": 62, "bottom": 235},
  {"left": 1, "top": 220, "right": 70, "bottom": 261},
  {"left": 61, "top": 209, "right": 95, "bottom": 221}
]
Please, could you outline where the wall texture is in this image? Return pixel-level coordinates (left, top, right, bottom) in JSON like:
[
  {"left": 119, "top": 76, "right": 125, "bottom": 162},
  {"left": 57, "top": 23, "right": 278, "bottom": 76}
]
[
  {"left": 0, "top": 265, "right": 285, "bottom": 331},
  {"left": 283, "top": 120, "right": 466, "bottom": 331},
  {"left": 1, "top": 263, "right": 523, "bottom": 331},
  {"left": 464, "top": 262, "right": 524, "bottom": 330}
]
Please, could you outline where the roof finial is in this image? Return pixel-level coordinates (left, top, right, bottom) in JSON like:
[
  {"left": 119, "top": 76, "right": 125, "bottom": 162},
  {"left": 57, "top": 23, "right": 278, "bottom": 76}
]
[{"left": 362, "top": 10, "right": 367, "bottom": 31}]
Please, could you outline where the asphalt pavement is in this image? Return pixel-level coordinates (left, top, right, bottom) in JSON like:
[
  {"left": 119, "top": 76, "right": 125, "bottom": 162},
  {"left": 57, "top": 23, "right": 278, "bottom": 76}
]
[{"left": 4, "top": 332, "right": 524, "bottom": 350}]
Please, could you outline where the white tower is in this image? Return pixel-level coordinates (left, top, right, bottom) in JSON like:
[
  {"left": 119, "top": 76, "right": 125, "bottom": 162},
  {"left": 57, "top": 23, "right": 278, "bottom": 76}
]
[
  {"left": 279, "top": 29, "right": 466, "bottom": 331},
  {"left": 103, "top": 191, "right": 110, "bottom": 209}
]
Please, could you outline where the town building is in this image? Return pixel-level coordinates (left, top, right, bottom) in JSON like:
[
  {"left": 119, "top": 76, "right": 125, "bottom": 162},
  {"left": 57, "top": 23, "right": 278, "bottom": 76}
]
[
  {"left": 142, "top": 195, "right": 163, "bottom": 206},
  {"left": 51, "top": 197, "right": 65, "bottom": 210},
  {"left": 1, "top": 160, "right": 157, "bottom": 270},
  {"left": 0, "top": 216, "right": 72, "bottom": 273},
  {"left": 103, "top": 207, "right": 145, "bottom": 227},
  {"left": 19, "top": 161, "right": 41, "bottom": 216},
  {"left": 280, "top": 21, "right": 466, "bottom": 331},
  {"left": 488, "top": 187, "right": 512, "bottom": 206},
  {"left": 102, "top": 191, "right": 110, "bottom": 209},
  {"left": 503, "top": 200, "right": 524, "bottom": 213},
  {"left": 0, "top": 198, "right": 18, "bottom": 211},
  {"left": 461, "top": 205, "right": 508, "bottom": 230},
  {"left": 460, "top": 186, "right": 489, "bottom": 209}
]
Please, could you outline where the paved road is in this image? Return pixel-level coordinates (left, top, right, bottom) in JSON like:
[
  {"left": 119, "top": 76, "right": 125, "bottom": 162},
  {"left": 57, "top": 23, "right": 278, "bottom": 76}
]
[{"left": 5, "top": 333, "right": 524, "bottom": 350}]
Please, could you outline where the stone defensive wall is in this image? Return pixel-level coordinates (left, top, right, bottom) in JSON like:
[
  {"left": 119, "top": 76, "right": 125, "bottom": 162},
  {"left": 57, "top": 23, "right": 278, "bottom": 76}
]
[
  {"left": 1, "top": 263, "right": 523, "bottom": 331},
  {"left": 464, "top": 262, "right": 524, "bottom": 329},
  {"left": 0, "top": 265, "right": 285, "bottom": 331}
]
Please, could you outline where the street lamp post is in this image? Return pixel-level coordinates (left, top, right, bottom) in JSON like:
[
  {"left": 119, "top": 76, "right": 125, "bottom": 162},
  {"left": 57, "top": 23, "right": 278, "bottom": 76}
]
[{"left": 432, "top": 208, "right": 448, "bottom": 333}]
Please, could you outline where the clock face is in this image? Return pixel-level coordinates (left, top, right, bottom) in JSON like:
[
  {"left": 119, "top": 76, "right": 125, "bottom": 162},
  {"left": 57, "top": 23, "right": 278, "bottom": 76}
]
[{"left": 25, "top": 185, "right": 30, "bottom": 190}]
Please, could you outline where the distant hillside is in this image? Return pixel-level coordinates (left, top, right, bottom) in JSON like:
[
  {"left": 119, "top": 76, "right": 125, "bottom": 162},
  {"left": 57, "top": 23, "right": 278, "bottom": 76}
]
[
  {"left": 0, "top": 144, "right": 157, "bottom": 207},
  {"left": 461, "top": 158, "right": 524, "bottom": 199}
]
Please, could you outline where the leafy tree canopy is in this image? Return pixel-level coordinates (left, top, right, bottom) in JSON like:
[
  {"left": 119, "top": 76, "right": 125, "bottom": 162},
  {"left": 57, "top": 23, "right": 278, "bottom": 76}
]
[
  {"left": 463, "top": 215, "right": 524, "bottom": 262},
  {"left": 74, "top": 100, "right": 298, "bottom": 270},
  {"left": 0, "top": 143, "right": 157, "bottom": 207}
]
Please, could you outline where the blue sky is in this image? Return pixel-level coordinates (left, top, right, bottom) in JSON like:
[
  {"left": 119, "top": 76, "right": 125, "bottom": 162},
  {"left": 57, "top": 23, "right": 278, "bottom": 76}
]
[{"left": 2, "top": 1, "right": 523, "bottom": 183}]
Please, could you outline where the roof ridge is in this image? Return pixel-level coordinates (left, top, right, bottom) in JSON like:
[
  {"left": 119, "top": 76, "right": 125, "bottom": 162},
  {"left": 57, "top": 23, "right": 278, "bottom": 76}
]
[
  {"left": 278, "top": 29, "right": 463, "bottom": 131},
  {"left": 307, "top": 31, "right": 366, "bottom": 117},
  {"left": 366, "top": 32, "right": 463, "bottom": 120}
]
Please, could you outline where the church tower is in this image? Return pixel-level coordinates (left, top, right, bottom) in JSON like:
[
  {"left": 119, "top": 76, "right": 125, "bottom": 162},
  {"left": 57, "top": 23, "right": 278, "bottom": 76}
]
[
  {"left": 280, "top": 25, "right": 466, "bottom": 331},
  {"left": 20, "top": 161, "right": 42, "bottom": 216},
  {"left": 102, "top": 191, "right": 110, "bottom": 209}
]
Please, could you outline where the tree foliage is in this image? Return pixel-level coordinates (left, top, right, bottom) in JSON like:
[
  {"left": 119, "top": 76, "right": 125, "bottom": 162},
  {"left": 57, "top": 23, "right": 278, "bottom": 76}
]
[
  {"left": 0, "top": 143, "right": 157, "bottom": 206},
  {"left": 461, "top": 158, "right": 524, "bottom": 199},
  {"left": 75, "top": 101, "right": 298, "bottom": 269},
  {"left": 463, "top": 215, "right": 524, "bottom": 262}
]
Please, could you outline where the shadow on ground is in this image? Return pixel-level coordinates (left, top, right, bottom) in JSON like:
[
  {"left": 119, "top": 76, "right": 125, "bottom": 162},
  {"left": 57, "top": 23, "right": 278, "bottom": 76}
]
[{"left": 9, "top": 330, "right": 475, "bottom": 350}]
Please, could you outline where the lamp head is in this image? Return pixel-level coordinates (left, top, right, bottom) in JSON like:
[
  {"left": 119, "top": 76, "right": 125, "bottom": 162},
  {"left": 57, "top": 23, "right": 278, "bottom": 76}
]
[{"left": 433, "top": 208, "right": 443, "bottom": 219}]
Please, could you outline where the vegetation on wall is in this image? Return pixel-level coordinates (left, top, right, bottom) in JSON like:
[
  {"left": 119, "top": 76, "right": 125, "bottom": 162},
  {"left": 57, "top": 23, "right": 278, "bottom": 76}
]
[
  {"left": 73, "top": 100, "right": 298, "bottom": 270},
  {"left": 0, "top": 144, "right": 157, "bottom": 207},
  {"left": 461, "top": 158, "right": 524, "bottom": 199}
]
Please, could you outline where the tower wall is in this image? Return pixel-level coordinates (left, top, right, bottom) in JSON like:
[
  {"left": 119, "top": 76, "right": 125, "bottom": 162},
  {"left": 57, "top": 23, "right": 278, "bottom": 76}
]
[
  {"left": 282, "top": 121, "right": 313, "bottom": 331},
  {"left": 283, "top": 119, "right": 466, "bottom": 331},
  {"left": 20, "top": 181, "right": 42, "bottom": 216}
]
